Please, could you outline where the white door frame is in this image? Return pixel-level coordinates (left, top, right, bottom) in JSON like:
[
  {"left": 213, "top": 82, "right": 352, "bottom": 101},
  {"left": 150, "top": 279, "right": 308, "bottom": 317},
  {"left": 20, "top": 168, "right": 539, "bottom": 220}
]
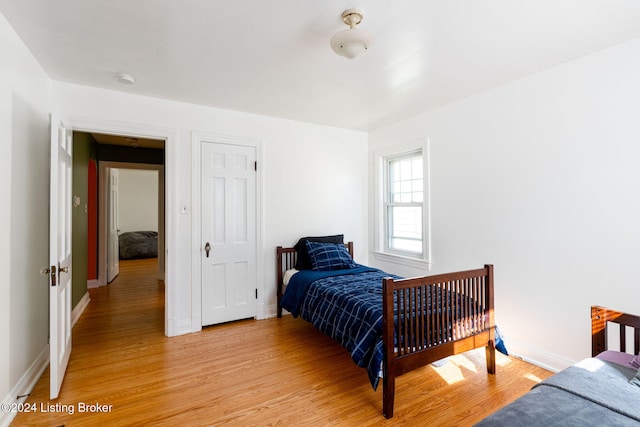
[
  {"left": 62, "top": 118, "right": 177, "bottom": 336},
  {"left": 98, "top": 162, "right": 165, "bottom": 286},
  {"left": 191, "top": 132, "right": 264, "bottom": 330}
]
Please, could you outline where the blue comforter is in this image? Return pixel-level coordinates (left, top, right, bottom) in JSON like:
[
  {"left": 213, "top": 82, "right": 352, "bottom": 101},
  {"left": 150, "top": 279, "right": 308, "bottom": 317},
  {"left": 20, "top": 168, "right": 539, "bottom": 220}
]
[
  {"left": 281, "top": 266, "right": 398, "bottom": 389},
  {"left": 282, "top": 266, "right": 505, "bottom": 391}
]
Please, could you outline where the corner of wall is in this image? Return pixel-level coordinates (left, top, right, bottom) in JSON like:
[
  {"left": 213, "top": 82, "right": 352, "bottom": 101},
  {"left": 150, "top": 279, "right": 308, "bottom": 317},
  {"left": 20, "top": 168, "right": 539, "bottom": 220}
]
[{"left": 505, "top": 336, "right": 576, "bottom": 373}]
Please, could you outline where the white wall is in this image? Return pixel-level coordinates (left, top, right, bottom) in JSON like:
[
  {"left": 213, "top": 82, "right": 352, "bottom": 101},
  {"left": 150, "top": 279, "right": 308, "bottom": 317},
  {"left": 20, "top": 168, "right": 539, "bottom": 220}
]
[
  {"left": 0, "top": 11, "right": 51, "bottom": 427},
  {"left": 117, "top": 169, "right": 158, "bottom": 233},
  {"left": 51, "top": 81, "right": 369, "bottom": 335},
  {"left": 369, "top": 36, "right": 640, "bottom": 371}
]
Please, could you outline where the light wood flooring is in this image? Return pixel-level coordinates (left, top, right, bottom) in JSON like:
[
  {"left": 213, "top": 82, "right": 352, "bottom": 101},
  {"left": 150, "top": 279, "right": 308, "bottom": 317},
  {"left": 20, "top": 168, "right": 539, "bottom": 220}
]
[{"left": 12, "top": 258, "right": 552, "bottom": 426}]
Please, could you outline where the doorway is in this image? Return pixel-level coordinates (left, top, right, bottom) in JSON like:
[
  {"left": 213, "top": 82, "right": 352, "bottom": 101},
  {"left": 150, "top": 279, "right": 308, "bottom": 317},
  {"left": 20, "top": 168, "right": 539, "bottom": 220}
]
[
  {"left": 73, "top": 131, "right": 166, "bottom": 316},
  {"left": 98, "top": 162, "right": 165, "bottom": 286}
]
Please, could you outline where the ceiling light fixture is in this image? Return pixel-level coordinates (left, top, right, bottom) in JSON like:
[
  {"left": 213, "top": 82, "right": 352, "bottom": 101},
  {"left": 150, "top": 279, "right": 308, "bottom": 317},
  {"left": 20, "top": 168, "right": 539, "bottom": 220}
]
[
  {"left": 330, "top": 8, "right": 373, "bottom": 59},
  {"left": 115, "top": 72, "right": 135, "bottom": 85}
]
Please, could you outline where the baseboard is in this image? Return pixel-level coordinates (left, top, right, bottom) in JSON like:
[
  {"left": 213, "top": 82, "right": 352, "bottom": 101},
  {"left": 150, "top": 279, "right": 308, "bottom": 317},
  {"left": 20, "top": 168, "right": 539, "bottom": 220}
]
[
  {"left": 173, "top": 319, "right": 194, "bottom": 336},
  {"left": 1, "top": 294, "right": 90, "bottom": 427},
  {"left": 71, "top": 291, "right": 91, "bottom": 328},
  {"left": 504, "top": 336, "right": 575, "bottom": 373},
  {"left": 261, "top": 303, "right": 279, "bottom": 319},
  {"left": 87, "top": 279, "right": 100, "bottom": 289},
  {"left": 0, "top": 345, "right": 49, "bottom": 427}
]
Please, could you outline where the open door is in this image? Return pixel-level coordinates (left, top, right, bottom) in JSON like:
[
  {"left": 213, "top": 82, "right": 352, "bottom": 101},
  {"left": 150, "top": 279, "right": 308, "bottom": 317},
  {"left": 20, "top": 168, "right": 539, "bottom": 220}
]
[
  {"left": 107, "top": 168, "right": 120, "bottom": 283},
  {"left": 49, "top": 118, "right": 73, "bottom": 399}
]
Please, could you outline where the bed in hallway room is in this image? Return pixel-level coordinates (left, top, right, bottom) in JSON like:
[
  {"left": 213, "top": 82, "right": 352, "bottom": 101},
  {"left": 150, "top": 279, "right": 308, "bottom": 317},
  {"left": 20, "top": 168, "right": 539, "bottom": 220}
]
[{"left": 119, "top": 231, "right": 158, "bottom": 260}]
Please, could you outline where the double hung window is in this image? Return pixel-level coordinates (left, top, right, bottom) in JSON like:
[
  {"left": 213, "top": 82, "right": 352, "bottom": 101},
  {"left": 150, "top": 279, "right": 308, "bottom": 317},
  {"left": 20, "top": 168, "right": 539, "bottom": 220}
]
[
  {"left": 374, "top": 140, "right": 430, "bottom": 269},
  {"left": 385, "top": 150, "right": 423, "bottom": 256}
]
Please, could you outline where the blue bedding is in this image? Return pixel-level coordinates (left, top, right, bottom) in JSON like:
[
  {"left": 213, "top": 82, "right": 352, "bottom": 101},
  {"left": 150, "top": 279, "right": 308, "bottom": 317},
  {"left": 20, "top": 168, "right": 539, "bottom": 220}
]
[
  {"left": 282, "top": 265, "right": 506, "bottom": 394},
  {"left": 281, "top": 266, "right": 501, "bottom": 390},
  {"left": 281, "top": 266, "right": 397, "bottom": 389}
]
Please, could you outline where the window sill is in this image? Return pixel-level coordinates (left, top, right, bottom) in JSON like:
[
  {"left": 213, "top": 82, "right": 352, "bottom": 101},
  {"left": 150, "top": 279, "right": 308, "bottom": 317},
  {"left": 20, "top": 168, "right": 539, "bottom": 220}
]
[{"left": 372, "top": 251, "right": 431, "bottom": 271}]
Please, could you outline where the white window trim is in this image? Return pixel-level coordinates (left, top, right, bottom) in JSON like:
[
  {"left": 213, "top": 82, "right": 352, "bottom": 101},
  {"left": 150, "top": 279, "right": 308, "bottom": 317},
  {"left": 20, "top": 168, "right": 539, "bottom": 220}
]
[{"left": 373, "top": 138, "right": 431, "bottom": 270}]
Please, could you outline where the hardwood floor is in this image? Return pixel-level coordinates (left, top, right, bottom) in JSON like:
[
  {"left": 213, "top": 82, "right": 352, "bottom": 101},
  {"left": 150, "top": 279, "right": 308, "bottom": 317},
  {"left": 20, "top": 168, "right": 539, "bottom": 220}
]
[{"left": 12, "top": 258, "right": 552, "bottom": 426}]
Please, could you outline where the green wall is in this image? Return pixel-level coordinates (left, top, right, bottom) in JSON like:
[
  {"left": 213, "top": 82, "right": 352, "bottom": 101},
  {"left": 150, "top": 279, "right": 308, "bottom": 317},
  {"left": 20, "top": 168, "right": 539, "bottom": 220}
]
[{"left": 71, "top": 132, "right": 97, "bottom": 308}]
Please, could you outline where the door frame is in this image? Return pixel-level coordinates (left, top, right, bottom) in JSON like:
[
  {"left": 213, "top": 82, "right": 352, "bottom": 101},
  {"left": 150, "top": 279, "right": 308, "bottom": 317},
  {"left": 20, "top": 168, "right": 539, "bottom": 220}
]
[
  {"left": 60, "top": 117, "right": 177, "bottom": 336},
  {"left": 98, "top": 162, "right": 165, "bottom": 286},
  {"left": 191, "top": 132, "right": 264, "bottom": 330}
]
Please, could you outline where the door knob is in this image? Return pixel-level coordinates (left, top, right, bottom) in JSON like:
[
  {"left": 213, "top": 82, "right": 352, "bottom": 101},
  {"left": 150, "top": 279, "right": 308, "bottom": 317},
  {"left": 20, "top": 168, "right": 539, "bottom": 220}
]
[{"left": 204, "top": 242, "right": 211, "bottom": 258}]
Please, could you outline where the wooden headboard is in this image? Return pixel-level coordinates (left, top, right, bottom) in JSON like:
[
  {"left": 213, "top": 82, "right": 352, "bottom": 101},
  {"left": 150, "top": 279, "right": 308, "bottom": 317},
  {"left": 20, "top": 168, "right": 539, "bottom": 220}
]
[
  {"left": 276, "top": 242, "right": 354, "bottom": 318},
  {"left": 591, "top": 305, "right": 640, "bottom": 356}
]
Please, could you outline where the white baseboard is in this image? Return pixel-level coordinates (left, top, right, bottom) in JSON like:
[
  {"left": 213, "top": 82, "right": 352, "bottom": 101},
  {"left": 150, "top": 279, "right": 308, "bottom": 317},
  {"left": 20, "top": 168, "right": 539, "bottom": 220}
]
[
  {"left": 87, "top": 279, "right": 100, "bottom": 289},
  {"left": 261, "top": 303, "right": 280, "bottom": 319},
  {"left": 504, "top": 336, "right": 576, "bottom": 373},
  {"left": 174, "top": 319, "right": 194, "bottom": 336},
  {"left": 0, "top": 345, "right": 49, "bottom": 427},
  {"left": 1, "top": 294, "right": 91, "bottom": 427},
  {"left": 71, "top": 291, "right": 91, "bottom": 328}
]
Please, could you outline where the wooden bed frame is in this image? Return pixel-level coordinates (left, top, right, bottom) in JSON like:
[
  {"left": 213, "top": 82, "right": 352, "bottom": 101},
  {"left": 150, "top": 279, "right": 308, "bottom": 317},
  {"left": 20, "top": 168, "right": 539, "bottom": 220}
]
[
  {"left": 276, "top": 242, "right": 496, "bottom": 418},
  {"left": 591, "top": 305, "right": 640, "bottom": 356}
]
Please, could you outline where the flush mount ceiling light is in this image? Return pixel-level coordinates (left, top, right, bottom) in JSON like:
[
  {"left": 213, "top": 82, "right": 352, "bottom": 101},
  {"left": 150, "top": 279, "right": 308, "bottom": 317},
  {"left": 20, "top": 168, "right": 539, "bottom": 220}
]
[
  {"left": 115, "top": 72, "right": 135, "bottom": 85},
  {"left": 330, "top": 8, "right": 373, "bottom": 59}
]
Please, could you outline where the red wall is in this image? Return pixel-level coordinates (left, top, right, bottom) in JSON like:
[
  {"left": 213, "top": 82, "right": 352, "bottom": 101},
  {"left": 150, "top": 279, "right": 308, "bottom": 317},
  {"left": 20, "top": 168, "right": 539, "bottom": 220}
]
[{"left": 87, "top": 159, "right": 98, "bottom": 280}]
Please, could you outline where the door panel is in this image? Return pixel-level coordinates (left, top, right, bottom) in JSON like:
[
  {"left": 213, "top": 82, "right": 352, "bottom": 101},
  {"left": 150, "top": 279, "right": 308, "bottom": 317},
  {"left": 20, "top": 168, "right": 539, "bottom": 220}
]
[
  {"left": 201, "top": 142, "right": 257, "bottom": 326},
  {"left": 107, "top": 169, "right": 119, "bottom": 283},
  {"left": 49, "top": 121, "right": 72, "bottom": 399}
]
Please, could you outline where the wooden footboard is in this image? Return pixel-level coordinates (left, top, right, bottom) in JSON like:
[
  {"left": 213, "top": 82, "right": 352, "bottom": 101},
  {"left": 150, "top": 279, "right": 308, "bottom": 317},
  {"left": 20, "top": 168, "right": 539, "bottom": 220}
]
[
  {"left": 382, "top": 265, "right": 495, "bottom": 418},
  {"left": 591, "top": 305, "right": 640, "bottom": 356}
]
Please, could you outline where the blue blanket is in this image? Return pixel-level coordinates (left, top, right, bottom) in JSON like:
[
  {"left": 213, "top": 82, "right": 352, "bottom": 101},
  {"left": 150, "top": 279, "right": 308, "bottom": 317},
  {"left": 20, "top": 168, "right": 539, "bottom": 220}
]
[
  {"left": 281, "top": 266, "right": 396, "bottom": 389},
  {"left": 281, "top": 266, "right": 502, "bottom": 390}
]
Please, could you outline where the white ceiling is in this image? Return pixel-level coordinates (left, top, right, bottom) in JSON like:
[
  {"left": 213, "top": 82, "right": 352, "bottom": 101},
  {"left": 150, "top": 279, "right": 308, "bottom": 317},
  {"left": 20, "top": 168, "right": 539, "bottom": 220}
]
[{"left": 2, "top": 1, "right": 640, "bottom": 131}]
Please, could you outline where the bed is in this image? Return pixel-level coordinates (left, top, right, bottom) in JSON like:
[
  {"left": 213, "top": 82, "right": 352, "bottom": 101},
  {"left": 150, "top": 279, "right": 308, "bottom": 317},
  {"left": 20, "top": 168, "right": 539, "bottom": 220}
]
[
  {"left": 475, "top": 306, "right": 640, "bottom": 426},
  {"left": 276, "top": 239, "right": 496, "bottom": 418},
  {"left": 118, "top": 231, "right": 158, "bottom": 260}
]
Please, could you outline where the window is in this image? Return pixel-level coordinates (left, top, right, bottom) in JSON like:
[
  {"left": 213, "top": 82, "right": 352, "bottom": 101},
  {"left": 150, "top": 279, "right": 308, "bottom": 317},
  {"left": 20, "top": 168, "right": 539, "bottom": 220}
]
[
  {"left": 374, "top": 140, "right": 430, "bottom": 269},
  {"left": 385, "top": 151, "right": 423, "bottom": 256}
]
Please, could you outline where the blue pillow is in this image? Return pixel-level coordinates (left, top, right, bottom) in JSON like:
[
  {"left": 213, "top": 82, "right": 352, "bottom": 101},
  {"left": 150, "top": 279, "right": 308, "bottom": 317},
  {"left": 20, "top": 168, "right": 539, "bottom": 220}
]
[
  {"left": 305, "top": 241, "right": 357, "bottom": 271},
  {"left": 294, "top": 234, "right": 344, "bottom": 270}
]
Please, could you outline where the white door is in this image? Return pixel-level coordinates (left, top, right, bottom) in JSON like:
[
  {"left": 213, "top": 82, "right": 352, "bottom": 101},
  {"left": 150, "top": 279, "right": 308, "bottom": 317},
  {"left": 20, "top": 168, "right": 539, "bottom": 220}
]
[
  {"left": 201, "top": 142, "right": 257, "bottom": 326},
  {"left": 49, "top": 120, "right": 72, "bottom": 399},
  {"left": 107, "top": 168, "right": 119, "bottom": 283}
]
